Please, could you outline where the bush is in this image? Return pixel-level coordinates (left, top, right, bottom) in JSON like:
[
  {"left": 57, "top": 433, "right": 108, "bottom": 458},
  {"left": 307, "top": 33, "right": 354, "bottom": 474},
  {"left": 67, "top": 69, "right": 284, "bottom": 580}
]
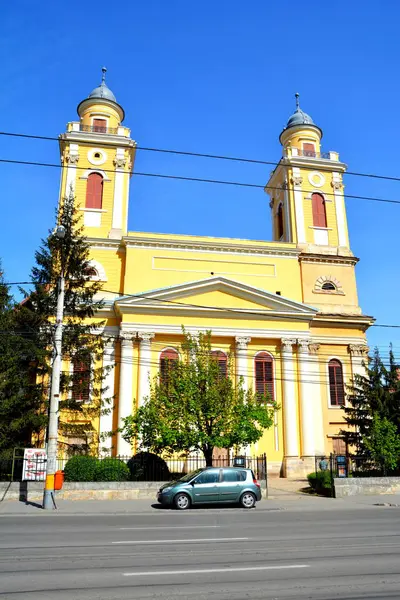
[
  {"left": 95, "top": 458, "right": 129, "bottom": 482},
  {"left": 64, "top": 455, "right": 98, "bottom": 482},
  {"left": 307, "top": 471, "right": 332, "bottom": 496},
  {"left": 127, "top": 452, "right": 170, "bottom": 481}
]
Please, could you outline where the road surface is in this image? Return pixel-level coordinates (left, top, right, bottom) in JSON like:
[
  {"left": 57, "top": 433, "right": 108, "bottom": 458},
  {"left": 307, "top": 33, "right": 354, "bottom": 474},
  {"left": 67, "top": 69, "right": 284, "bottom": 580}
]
[{"left": 1, "top": 503, "right": 400, "bottom": 599}]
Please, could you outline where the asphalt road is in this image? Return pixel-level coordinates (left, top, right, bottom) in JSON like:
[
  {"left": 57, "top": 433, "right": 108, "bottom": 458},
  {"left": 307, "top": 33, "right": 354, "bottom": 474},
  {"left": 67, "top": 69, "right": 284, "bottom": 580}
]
[{"left": 1, "top": 504, "right": 400, "bottom": 599}]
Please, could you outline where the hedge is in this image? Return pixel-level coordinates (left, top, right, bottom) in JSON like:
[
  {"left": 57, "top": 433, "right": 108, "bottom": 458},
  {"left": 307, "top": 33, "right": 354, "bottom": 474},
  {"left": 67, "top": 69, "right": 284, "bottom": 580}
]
[{"left": 307, "top": 471, "right": 332, "bottom": 496}]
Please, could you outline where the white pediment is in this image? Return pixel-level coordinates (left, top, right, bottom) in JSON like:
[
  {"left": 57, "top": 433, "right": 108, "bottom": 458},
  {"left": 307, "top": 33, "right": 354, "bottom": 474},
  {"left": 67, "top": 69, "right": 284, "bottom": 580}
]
[{"left": 115, "top": 276, "right": 318, "bottom": 321}]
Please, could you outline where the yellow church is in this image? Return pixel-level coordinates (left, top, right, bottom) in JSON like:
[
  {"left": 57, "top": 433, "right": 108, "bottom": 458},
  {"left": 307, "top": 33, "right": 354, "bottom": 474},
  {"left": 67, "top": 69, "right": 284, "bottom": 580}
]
[{"left": 58, "top": 69, "right": 373, "bottom": 477}]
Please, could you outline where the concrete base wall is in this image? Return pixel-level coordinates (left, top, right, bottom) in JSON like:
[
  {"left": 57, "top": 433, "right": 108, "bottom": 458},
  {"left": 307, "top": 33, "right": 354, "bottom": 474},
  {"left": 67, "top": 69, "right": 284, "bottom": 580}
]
[
  {"left": 0, "top": 480, "right": 268, "bottom": 502},
  {"left": 283, "top": 457, "right": 315, "bottom": 478},
  {"left": 334, "top": 477, "right": 400, "bottom": 498}
]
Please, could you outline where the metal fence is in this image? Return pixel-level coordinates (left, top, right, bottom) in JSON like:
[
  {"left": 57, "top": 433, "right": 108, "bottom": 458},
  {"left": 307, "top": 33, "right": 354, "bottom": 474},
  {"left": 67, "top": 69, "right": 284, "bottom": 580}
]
[
  {"left": 0, "top": 452, "right": 267, "bottom": 485},
  {"left": 315, "top": 454, "right": 400, "bottom": 484}
]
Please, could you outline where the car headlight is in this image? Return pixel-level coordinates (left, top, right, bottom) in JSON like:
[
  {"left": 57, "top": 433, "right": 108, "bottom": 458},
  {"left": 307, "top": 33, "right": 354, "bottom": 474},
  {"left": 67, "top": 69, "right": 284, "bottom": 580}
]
[{"left": 162, "top": 486, "right": 172, "bottom": 493}]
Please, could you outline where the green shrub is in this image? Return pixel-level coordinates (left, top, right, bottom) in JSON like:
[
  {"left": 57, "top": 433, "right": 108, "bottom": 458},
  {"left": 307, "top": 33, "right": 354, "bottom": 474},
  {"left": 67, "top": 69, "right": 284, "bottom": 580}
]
[
  {"left": 64, "top": 455, "right": 98, "bottom": 482},
  {"left": 307, "top": 471, "right": 332, "bottom": 496},
  {"left": 95, "top": 458, "right": 129, "bottom": 482}
]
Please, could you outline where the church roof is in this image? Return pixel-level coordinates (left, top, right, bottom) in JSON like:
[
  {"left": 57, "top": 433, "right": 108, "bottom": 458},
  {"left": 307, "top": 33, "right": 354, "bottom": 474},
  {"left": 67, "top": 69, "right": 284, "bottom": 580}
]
[
  {"left": 284, "top": 93, "right": 319, "bottom": 130},
  {"left": 88, "top": 67, "right": 117, "bottom": 103}
]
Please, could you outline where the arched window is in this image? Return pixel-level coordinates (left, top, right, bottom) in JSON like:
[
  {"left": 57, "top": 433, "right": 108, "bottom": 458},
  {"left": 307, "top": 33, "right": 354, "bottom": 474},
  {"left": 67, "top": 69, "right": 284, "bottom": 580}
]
[
  {"left": 322, "top": 281, "right": 336, "bottom": 292},
  {"left": 303, "top": 142, "right": 316, "bottom": 157},
  {"left": 255, "top": 352, "right": 274, "bottom": 400},
  {"left": 277, "top": 204, "right": 284, "bottom": 239},
  {"left": 328, "top": 359, "right": 345, "bottom": 406},
  {"left": 93, "top": 118, "right": 107, "bottom": 133},
  {"left": 72, "top": 357, "right": 90, "bottom": 403},
  {"left": 211, "top": 351, "right": 228, "bottom": 378},
  {"left": 85, "top": 173, "right": 103, "bottom": 209},
  {"left": 312, "top": 193, "right": 327, "bottom": 228},
  {"left": 160, "top": 349, "right": 179, "bottom": 386}
]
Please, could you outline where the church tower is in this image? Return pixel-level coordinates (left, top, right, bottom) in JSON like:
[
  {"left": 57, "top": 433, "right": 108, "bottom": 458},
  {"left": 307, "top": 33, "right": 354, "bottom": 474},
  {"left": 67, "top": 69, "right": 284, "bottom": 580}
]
[
  {"left": 58, "top": 68, "right": 136, "bottom": 240},
  {"left": 266, "top": 94, "right": 362, "bottom": 317}
]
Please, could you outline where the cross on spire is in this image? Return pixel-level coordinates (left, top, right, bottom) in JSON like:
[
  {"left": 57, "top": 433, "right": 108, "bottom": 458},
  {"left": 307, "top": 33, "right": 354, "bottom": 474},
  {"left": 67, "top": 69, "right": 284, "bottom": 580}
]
[
  {"left": 101, "top": 66, "right": 107, "bottom": 84},
  {"left": 295, "top": 92, "right": 300, "bottom": 110}
]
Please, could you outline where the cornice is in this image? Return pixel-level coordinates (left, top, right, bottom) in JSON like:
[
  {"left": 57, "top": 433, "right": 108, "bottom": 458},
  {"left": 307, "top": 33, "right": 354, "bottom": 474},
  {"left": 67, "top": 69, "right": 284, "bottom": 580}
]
[
  {"left": 282, "top": 156, "right": 347, "bottom": 173},
  {"left": 87, "top": 237, "right": 125, "bottom": 251},
  {"left": 312, "top": 313, "right": 375, "bottom": 331},
  {"left": 122, "top": 235, "right": 300, "bottom": 258},
  {"left": 299, "top": 252, "right": 359, "bottom": 266},
  {"left": 59, "top": 132, "right": 137, "bottom": 149}
]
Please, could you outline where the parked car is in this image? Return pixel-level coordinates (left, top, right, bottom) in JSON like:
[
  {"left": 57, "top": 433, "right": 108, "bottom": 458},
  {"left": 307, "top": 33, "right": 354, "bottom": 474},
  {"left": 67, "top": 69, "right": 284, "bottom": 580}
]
[{"left": 156, "top": 466, "right": 262, "bottom": 510}]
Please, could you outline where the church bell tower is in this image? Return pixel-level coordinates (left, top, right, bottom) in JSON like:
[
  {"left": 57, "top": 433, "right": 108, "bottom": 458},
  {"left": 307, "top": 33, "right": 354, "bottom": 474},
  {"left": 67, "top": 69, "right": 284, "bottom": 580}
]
[{"left": 58, "top": 68, "right": 136, "bottom": 240}]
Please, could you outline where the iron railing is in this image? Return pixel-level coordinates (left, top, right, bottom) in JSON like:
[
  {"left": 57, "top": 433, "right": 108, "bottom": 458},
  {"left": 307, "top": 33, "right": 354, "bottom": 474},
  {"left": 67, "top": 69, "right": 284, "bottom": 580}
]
[
  {"left": 296, "top": 149, "right": 332, "bottom": 159},
  {"left": 79, "top": 124, "right": 119, "bottom": 135},
  {"left": 0, "top": 452, "right": 268, "bottom": 484}
]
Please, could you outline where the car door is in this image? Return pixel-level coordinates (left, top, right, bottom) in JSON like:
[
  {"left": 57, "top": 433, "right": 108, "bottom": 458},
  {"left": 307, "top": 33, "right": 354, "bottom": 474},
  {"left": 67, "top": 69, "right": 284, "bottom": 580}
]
[
  {"left": 219, "top": 469, "right": 246, "bottom": 502},
  {"left": 191, "top": 469, "right": 221, "bottom": 503}
]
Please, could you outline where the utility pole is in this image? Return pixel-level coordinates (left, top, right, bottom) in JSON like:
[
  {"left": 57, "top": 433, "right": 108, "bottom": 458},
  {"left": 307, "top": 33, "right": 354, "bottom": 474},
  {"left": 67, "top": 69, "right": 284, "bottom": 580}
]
[{"left": 43, "top": 226, "right": 65, "bottom": 510}]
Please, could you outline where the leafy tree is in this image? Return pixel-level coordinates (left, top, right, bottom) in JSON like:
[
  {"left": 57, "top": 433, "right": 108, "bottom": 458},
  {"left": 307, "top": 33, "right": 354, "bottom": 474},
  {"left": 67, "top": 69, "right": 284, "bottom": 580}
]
[
  {"left": 17, "top": 191, "right": 113, "bottom": 455},
  {"left": 122, "top": 330, "right": 275, "bottom": 465},
  {"left": 0, "top": 262, "right": 46, "bottom": 453},
  {"left": 362, "top": 415, "right": 400, "bottom": 475},
  {"left": 342, "top": 347, "right": 400, "bottom": 456}
]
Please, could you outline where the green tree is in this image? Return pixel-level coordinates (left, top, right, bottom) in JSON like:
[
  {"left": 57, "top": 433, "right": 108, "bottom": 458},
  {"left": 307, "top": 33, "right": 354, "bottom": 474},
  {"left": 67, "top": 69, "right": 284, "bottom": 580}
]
[
  {"left": 0, "top": 262, "right": 46, "bottom": 453},
  {"left": 17, "top": 191, "right": 113, "bottom": 454},
  {"left": 362, "top": 414, "right": 400, "bottom": 475},
  {"left": 122, "top": 330, "right": 275, "bottom": 465},
  {"left": 342, "top": 347, "right": 400, "bottom": 456}
]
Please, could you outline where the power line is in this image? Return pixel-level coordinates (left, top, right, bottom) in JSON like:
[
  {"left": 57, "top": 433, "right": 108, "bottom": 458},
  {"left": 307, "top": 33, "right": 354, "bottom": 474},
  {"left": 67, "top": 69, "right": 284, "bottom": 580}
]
[
  {"left": 2, "top": 129, "right": 400, "bottom": 184},
  {"left": 2, "top": 155, "right": 400, "bottom": 206}
]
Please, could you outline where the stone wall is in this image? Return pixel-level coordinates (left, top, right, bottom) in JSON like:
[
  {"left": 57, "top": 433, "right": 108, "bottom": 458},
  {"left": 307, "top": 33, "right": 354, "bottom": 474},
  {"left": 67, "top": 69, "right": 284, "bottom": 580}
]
[{"left": 334, "top": 477, "right": 400, "bottom": 498}]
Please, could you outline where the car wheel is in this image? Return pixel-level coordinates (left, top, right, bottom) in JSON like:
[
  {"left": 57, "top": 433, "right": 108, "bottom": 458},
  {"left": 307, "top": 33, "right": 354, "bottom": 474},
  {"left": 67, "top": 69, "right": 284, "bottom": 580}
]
[
  {"left": 240, "top": 492, "right": 256, "bottom": 509},
  {"left": 174, "top": 493, "right": 191, "bottom": 510}
]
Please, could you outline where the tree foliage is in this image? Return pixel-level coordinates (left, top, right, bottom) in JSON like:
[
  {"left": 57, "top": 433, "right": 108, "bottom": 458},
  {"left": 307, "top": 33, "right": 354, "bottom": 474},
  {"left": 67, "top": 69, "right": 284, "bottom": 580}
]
[
  {"left": 16, "top": 191, "right": 113, "bottom": 454},
  {"left": 362, "top": 414, "right": 400, "bottom": 475},
  {"left": 342, "top": 347, "right": 400, "bottom": 458},
  {"left": 122, "top": 330, "right": 275, "bottom": 465}
]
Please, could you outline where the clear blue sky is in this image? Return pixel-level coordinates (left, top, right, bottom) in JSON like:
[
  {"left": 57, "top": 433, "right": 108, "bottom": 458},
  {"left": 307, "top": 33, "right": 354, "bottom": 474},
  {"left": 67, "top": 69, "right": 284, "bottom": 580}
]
[{"left": 1, "top": 1, "right": 399, "bottom": 355}]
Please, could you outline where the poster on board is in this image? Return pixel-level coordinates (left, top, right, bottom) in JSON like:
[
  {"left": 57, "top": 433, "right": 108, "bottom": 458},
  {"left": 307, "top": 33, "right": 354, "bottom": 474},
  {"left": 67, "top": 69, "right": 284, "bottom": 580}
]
[{"left": 22, "top": 448, "right": 47, "bottom": 481}]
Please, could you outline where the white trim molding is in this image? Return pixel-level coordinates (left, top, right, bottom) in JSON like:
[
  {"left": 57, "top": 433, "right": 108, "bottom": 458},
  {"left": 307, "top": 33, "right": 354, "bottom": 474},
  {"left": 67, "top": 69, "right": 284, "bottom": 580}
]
[{"left": 79, "top": 169, "right": 111, "bottom": 181}]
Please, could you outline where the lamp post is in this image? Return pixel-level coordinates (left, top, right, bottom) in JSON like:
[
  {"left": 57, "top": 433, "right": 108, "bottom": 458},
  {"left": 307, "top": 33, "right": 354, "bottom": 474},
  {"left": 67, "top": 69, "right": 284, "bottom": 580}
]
[{"left": 43, "top": 225, "right": 66, "bottom": 510}]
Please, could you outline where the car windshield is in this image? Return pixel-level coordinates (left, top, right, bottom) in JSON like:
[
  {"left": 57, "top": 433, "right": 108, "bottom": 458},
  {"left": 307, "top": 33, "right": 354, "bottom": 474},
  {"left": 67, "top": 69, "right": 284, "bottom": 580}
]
[{"left": 177, "top": 468, "right": 204, "bottom": 483}]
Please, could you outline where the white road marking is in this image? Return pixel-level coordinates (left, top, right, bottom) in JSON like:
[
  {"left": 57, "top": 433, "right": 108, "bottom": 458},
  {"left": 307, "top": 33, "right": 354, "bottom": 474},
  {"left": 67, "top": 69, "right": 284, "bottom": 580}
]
[
  {"left": 112, "top": 537, "right": 248, "bottom": 544},
  {"left": 123, "top": 564, "right": 310, "bottom": 576},
  {"left": 119, "top": 526, "right": 221, "bottom": 530}
]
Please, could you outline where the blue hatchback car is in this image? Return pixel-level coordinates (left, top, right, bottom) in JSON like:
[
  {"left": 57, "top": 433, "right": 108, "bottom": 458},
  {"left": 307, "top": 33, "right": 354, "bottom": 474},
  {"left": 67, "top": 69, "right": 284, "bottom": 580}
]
[{"left": 157, "top": 466, "right": 262, "bottom": 510}]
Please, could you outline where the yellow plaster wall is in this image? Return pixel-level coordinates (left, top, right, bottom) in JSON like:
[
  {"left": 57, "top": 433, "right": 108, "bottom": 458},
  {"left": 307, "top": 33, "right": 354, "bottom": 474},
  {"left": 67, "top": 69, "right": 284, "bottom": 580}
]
[{"left": 300, "top": 262, "right": 359, "bottom": 309}]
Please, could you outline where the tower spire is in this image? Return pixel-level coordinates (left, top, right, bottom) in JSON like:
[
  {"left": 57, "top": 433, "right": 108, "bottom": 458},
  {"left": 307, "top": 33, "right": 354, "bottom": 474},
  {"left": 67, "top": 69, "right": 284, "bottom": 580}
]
[
  {"left": 101, "top": 66, "right": 107, "bottom": 84},
  {"left": 295, "top": 92, "right": 300, "bottom": 110}
]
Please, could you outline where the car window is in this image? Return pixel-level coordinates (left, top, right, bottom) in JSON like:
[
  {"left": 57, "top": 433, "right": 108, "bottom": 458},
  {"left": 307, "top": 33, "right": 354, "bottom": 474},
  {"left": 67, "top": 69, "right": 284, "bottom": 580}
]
[
  {"left": 195, "top": 470, "right": 220, "bottom": 484},
  {"left": 222, "top": 469, "right": 247, "bottom": 482},
  {"left": 178, "top": 469, "right": 204, "bottom": 483}
]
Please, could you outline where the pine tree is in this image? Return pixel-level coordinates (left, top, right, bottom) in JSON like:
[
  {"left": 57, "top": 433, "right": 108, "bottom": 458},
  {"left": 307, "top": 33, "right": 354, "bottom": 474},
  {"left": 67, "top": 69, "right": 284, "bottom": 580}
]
[
  {"left": 18, "top": 191, "right": 113, "bottom": 455},
  {"left": 342, "top": 347, "right": 400, "bottom": 456},
  {"left": 0, "top": 262, "right": 46, "bottom": 454}
]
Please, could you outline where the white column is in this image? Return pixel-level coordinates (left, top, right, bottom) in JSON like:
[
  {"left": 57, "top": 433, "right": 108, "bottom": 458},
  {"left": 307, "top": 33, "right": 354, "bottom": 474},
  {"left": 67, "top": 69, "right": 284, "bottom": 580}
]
[
  {"left": 281, "top": 338, "right": 299, "bottom": 457},
  {"left": 309, "top": 343, "right": 325, "bottom": 455},
  {"left": 117, "top": 332, "right": 135, "bottom": 456},
  {"left": 64, "top": 144, "right": 79, "bottom": 195},
  {"left": 110, "top": 150, "right": 128, "bottom": 238},
  {"left": 297, "top": 339, "right": 316, "bottom": 456},
  {"left": 349, "top": 344, "right": 369, "bottom": 382},
  {"left": 138, "top": 332, "right": 155, "bottom": 407},
  {"left": 235, "top": 336, "right": 251, "bottom": 391},
  {"left": 282, "top": 178, "right": 292, "bottom": 242},
  {"left": 291, "top": 169, "right": 306, "bottom": 243},
  {"left": 99, "top": 338, "right": 116, "bottom": 456},
  {"left": 332, "top": 174, "right": 349, "bottom": 248}
]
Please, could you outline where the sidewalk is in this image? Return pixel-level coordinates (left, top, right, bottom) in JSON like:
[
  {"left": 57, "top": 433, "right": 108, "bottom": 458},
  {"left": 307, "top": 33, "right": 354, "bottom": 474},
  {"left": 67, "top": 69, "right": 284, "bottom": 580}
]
[{"left": 1, "top": 491, "right": 399, "bottom": 516}]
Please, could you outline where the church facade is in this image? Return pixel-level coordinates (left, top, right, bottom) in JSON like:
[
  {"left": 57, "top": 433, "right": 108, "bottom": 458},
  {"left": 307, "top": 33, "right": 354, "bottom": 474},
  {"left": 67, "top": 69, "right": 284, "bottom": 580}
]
[{"left": 58, "top": 71, "right": 373, "bottom": 476}]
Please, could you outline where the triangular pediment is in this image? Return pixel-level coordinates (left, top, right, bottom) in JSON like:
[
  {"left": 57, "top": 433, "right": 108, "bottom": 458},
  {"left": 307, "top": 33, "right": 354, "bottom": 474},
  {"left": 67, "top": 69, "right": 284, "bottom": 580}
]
[{"left": 115, "top": 276, "right": 317, "bottom": 320}]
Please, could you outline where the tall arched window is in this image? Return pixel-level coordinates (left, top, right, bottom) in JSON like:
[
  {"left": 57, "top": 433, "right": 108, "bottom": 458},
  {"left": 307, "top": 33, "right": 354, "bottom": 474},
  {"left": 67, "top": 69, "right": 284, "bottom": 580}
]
[
  {"left": 312, "top": 193, "right": 327, "bottom": 228},
  {"left": 85, "top": 173, "right": 103, "bottom": 209},
  {"left": 328, "top": 359, "right": 345, "bottom": 406},
  {"left": 160, "top": 349, "right": 179, "bottom": 386},
  {"left": 211, "top": 351, "right": 228, "bottom": 378},
  {"left": 277, "top": 204, "right": 284, "bottom": 239},
  {"left": 255, "top": 352, "right": 274, "bottom": 400},
  {"left": 72, "top": 357, "right": 90, "bottom": 403}
]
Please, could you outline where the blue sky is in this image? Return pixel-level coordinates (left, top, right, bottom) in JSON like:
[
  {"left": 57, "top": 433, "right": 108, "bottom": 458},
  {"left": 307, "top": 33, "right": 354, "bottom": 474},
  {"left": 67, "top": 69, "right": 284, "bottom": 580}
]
[{"left": 1, "top": 1, "right": 399, "bottom": 354}]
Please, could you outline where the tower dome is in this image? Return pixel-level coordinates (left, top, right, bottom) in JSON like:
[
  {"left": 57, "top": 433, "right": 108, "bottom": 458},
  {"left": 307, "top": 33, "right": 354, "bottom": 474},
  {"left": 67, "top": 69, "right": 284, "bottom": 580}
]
[
  {"left": 279, "top": 93, "right": 322, "bottom": 143},
  {"left": 77, "top": 67, "right": 125, "bottom": 122}
]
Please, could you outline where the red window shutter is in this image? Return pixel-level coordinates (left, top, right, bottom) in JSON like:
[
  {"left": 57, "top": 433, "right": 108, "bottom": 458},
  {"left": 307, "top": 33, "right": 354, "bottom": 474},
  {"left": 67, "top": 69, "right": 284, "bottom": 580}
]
[
  {"left": 329, "top": 360, "right": 345, "bottom": 406},
  {"left": 160, "top": 349, "right": 179, "bottom": 385},
  {"left": 303, "top": 143, "right": 316, "bottom": 157},
  {"left": 312, "top": 193, "right": 327, "bottom": 228},
  {"left": 72, "top": 359, "right": 90, "bottom": 402},
  {"left": 85, "top": 173, "right": 103, "bottom": 209},
  {"left": 93, "top": 118, "right": 107, "bottom": 133},
  {"left": 212, "top": 351, "right": 228, "bottom": 378},
  {"left": 255, "top": 353, "right": 274, "bottom": 400}
]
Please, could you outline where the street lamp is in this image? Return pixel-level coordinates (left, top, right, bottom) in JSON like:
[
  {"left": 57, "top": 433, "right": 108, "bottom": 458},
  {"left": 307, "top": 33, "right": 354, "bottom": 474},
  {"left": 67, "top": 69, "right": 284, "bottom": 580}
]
[{"left": 43, "top": 225, "right": 66, "bottom": 510}]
